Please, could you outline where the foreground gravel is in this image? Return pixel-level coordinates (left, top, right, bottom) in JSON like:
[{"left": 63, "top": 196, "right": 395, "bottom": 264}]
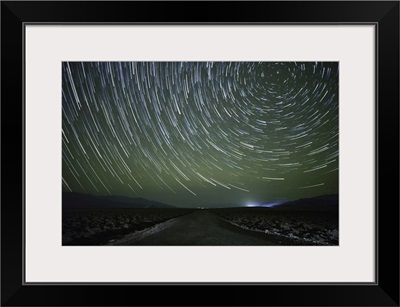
[
  {"left": 211, "top": 208, "right": 338, "bottom": 245},
  {"left": 62, "top": 208, "right": 193, "bottom": 245},
  {"left": 63, "top": 207, "right": 338, "bottom": 245}
]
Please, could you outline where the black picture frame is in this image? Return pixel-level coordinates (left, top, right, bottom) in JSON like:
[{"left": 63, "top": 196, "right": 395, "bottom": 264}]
[{"left": 1, "top": 1, "right": 399, "bottom": 306}]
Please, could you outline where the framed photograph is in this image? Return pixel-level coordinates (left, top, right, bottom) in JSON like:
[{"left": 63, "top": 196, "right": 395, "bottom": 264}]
[{"left": 1, "top": 1, "right": 399, "bottom": 306}]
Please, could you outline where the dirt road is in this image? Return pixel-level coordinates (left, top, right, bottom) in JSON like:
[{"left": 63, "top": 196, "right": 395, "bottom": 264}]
[{"left": 110, "top": 210, "right": 277, "bottom": 245}]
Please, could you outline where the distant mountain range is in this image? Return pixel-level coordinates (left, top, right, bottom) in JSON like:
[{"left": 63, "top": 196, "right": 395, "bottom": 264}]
[
  {"left": 62, "top": 192, "right": 175, "bottom": 209},
  {"left": 63, "top": 192, "right": 338, "bottom": 210},
  {"left": 272, "top": 194, "right": 338, "bottom": 211}
]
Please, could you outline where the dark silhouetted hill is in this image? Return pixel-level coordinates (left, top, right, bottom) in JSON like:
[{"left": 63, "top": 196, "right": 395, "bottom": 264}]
[
  {"left": 273, "top": 194, "right": 338, "bottom": 211},
  {"left": 62, "top": 192, "right": 175, "bottom": 209}
]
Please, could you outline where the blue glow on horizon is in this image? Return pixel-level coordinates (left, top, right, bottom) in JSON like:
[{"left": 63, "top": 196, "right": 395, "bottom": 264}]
[{"left": 245, "top": 201, "right": 285, "bottom": 208}]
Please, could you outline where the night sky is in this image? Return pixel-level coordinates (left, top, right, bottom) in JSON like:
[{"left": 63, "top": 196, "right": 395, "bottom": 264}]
[{"left": 62, "top": 62, "right": 338, "bottom": 208}]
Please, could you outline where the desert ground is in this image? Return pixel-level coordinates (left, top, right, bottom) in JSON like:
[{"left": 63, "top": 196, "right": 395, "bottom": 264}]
[{"left": 63, "top": 207, "right": 338, "bottom": 246}]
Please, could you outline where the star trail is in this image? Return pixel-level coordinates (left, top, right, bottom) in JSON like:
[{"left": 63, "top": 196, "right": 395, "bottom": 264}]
[{"left": 62, "top": 62, "right": 338, "bottom": 208}]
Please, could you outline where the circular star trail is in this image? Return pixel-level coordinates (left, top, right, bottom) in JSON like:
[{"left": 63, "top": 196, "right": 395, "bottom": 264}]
[{"left": 62, "top": 62, "right": 338, "bottom": 207}]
